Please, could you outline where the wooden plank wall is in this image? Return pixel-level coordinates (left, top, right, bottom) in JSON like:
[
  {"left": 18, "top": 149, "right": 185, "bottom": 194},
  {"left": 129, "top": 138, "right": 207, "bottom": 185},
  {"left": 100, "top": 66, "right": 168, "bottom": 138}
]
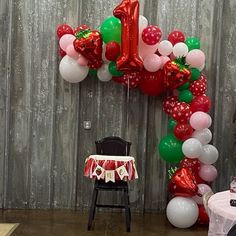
[{"left": 0, "top": 0, "right": 235, "bottom": 212}]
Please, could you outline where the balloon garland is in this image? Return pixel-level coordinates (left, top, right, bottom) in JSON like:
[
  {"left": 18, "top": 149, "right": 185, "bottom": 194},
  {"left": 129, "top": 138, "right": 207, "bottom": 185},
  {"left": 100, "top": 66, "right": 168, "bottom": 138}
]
[{"left": 56, "top": 0, "right": 218, "bottom": 228}]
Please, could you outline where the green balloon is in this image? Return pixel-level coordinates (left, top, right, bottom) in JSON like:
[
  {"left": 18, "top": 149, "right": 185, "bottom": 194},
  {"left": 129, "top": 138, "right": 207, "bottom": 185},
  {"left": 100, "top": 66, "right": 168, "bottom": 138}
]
[
  {"left": 178, "top": 90, "right": 193, "bottom": 103},
  {"left": 158, "top": 134, "right": 184, "bottom": 163},
  {"left": 89, "top": 69, "right": 97, "bottom": 77},
  {"left": 100, "top": 16, "right": 121, "bottom": 44},
  {"left": 190, "top": 68, "right": 200, "bottom": 81},
  {"left": 108, "top": 61, "right": 123, "bottom": 76},
  {"left": 177, "top": 82, "right": 190, "bottom": 91},
  {"left": 168, "top": 118, "right": 177, "bottom": 133},
  {"left": 185, "top": 37, "right": 200, "bottom": 51}
]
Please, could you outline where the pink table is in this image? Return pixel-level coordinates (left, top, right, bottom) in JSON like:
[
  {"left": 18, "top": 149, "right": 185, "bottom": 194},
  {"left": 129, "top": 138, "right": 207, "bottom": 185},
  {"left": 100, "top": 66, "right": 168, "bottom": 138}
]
[{"left": 208, "top": 191, "right": 236, "bottom": 235}]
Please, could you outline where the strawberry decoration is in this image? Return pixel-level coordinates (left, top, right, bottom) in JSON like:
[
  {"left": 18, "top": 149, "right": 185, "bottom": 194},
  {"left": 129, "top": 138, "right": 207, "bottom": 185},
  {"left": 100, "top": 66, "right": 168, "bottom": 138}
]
[
  {"left": 73, "top": 28, "right": 103, "bottom": 69},
  {"left": 172, "top": 102, "right": 192, "bottom": 123},
  {"left": 163, "top": 58, "right": 191, "bottom": 90},
  {"left": 168, "top": 167, "right": 198, "bottom": 197},
  {"left": 163, "top": 95, "right": 178, "bottom": 115},
  {"left": 189, "top": 74, "right": 207, "bottom": 96}
]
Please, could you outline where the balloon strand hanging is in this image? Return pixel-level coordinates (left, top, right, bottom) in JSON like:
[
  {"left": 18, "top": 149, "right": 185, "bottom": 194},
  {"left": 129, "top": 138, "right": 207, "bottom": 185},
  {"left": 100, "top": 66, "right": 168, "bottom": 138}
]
[{"left": 56, "top": 0, "right": 218, "bottom": 229}]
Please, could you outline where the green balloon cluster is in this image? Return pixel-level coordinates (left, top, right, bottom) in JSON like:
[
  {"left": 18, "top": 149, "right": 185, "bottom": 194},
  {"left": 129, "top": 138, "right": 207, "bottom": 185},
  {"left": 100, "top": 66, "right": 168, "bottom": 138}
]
[
  {"left": 190, "top": 68, "right": 200, "bottom": 81},
  {"left": 158, "top": 134, "right": 184, "bottom": 163},
  {"left": 185, "top": 37, "right": 200, "bottom": 51},
  {"left": 168, "top": 118, "right": 177, "bottom": 133},
  {"left": 178, "top": 90, "right": 193, "bottom": 103},
  {"left": 108, "top": 61, "right": 124, "bottom": 76},
  {"left": 100, "top": 16, "right": 121, "bottom": 44}
]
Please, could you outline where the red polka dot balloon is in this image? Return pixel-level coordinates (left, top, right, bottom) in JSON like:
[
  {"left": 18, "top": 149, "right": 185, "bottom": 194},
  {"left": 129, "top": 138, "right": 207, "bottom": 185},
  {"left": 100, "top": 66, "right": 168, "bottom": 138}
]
[
  {"left": 172, "top": 102, "right": 192, "bottom": 123},
  {"left": 168, "top": 30, "right": 185, "bottom": 45},
  {"left": 142, "top": 25, "right": 162, "bottom": 45},
  {"left": 189, "top": 74, "right": 207, "bottom": 96},
  {"left": 123, "top": 72, "right": 141, "bottom": 88},
  {"left": 163, "top": 96, "right": 178, "bottom": 115}
]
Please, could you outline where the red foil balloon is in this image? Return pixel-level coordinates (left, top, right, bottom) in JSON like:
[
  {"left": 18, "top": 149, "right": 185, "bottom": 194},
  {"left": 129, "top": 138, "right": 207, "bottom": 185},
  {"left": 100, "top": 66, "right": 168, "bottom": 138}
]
[
  {"left": 191, "top": 95, "right": 211, "bottom": 113},
  {"left": 197, "top": 205, "right": 209, "bottom": 225},
  {"left": 172, "top": 102, "right": 192, "bottom": 123},
  {"left": 163, "top": 60, "right": 191, "bottom": 90},
  {"left": 57, "top": 24, "right": 74, "bottom": 38},
  {"left": 139, "top": 69, "right": 166, "bottom": 96},
  {"left": 74, "top": 28, "right": 103, "bottom": 69},
  {"left": 174, "top": 123, "right": 194, "bottom": 141},
  {"left": 168, "top": 30, "right": 185, "bottom": 45},
  {"left": 113, "top": 0, "right": 143, "bottom": 71},
  {"left": 180, "top": 158, "right": 201, "bottom": 175},
  {"left": 105, "top": 41, "right": 121, "bottom": 61},
  {"left": 168, "top": 167, "right": 198, "bottom": 197}
]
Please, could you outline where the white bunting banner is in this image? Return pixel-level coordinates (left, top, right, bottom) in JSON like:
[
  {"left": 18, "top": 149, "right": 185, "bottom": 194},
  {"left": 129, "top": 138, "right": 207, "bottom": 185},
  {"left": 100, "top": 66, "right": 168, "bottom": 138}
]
[
  {"left": 116, "top": 165, "right": 129, "bottom": 180},
  {"left": 92, "top": 165, "right": 105, "bottom": 180},
  {"left": 105, "top": 170, "right": 115, "bottom": 183}
]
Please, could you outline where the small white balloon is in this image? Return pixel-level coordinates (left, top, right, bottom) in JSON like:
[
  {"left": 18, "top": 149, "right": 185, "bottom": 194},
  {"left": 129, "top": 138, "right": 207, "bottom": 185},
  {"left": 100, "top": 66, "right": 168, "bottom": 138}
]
[
  {"left": 59, "top": 55, "right": 89, "bottom": 83},
  {"left": 157, "top": 40, "right": 173, "bottom": 56},
  {"left": 198, "top": 144, "right": 219, "bottom": 164},
  {"left": 166, "top": 197, "right": 199, "bottom": 228},
  {"left": 173, "top": 42, "right": 189, "bottom": 57},
  {"left": 192, "top": 128, "right": 212, "bottom": 145},
  {"left": 139, "top": 15, "right": 148, "bottom": 33},
  {"left": 97, "top": 64, "right": 112, "bottom": 82},
  {"left": 182, "top": 138, "right": 203, "bottom": 158}
]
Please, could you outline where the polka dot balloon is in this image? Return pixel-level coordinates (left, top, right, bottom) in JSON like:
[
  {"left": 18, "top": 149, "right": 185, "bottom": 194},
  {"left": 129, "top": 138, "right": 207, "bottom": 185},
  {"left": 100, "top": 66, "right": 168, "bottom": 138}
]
[
  {"left": 142, "top": 25, "right": 162, "bottom": 45},
  {"left": 123, "top": 72, "right": 141, "bottom": 88},
  {"left": 189, "top": 75, "right": 207, "bottom": 96},
  {"left": 172, "top": 102, "right": 192, "bottom": 123}
]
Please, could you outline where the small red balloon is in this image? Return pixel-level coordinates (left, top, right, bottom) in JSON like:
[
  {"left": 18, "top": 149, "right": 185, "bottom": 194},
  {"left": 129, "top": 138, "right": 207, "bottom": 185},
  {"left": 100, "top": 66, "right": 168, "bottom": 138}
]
[
  {"left": 139, "top": 69, "right": 166, "bottom": 96},
  {"left": 191, "top": 95, "right": 211, "bottom": 113},
  {"left": 59, "top": 47, "right": 66, "bottom": 57},
  {"left": 57, "top": 24, "right": 74, "bottom": 38},
  {"left": 163, "top": 96, "right": 178, "bottom": 115},
  {"left": 172, "top": 102, "right": 192, "bottom": 123},
  {"left": 105, "top": 41, "right": 120, "bottom": 61},
  {"left": 174, "top": 123, "right": 194, "bottom": 141},
  {"left": 189, "top": 74, "right": 207, "bottom": 96},
  {"left": 168, "top": 30, "right": 185, "bottom": 45},
  {"left": 74, "top": 24, "right": 89, "bottom": 35},
  {"left": 168, "top": 167, "right": 198, "bottom": 197},
  {"left": 197, "top": 205, "right": 209, "bottom": 225},
  {"left": 142, "top": 25, "right": 162, "bottom": 45},
  {"left": 180, "top": 158, "right": 201, "bottom": 175},
  {"left": 123, "top": 72, "right": 141, "bottom": 88}
]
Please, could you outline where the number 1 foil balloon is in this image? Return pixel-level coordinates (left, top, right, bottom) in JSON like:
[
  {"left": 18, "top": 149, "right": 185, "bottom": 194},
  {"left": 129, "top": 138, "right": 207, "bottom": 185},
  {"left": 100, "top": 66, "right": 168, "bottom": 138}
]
[{"left": 113, "top": 0, "right": 143, "bottom": 72}]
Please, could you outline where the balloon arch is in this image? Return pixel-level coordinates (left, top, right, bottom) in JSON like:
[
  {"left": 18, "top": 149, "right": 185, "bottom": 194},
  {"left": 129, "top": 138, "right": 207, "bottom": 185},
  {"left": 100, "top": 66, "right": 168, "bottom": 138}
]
[{"left": 57, "top": 0, "right": 218, "bottom": 228}]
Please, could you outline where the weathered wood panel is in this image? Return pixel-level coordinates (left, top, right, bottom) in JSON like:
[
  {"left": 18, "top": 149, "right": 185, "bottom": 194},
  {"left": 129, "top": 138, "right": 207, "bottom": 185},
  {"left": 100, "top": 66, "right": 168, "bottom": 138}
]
[{"left": 0, "top": 0, "right": 235, "bottom": 211}]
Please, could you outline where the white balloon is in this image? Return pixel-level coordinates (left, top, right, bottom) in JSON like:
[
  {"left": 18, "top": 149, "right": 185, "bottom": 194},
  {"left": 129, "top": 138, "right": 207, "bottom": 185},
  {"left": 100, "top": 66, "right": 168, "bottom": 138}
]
[
  {"left": 173, "top": 42, "right": 189, "bottom": 57},
  {"left": 166, "top": 197, "right": 199, "bottom": 228},
  {"left": 59, "top": 55, "right": 89, "bottom": 83},
  {"left": 198, "top": 144, "right": 219, "bottom": 164},
  {"left": 139, "top": 15, "right": 148, "bottom": 33},
  {"left": 192, "top": 128, "right": 212, "bottom": 145},
  {"left": 157, "top": 40, "right": 173, "bottom": 56},
  {"left": 182, "top": 138, "right": 203, "bottom": 158},
  {"left": 97, "top": 64, "right": 112, "bottom": 82}
]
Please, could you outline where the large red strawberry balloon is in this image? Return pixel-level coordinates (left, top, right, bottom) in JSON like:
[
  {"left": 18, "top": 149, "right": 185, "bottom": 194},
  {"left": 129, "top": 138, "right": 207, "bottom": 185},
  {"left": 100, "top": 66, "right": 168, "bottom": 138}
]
[
  {"left": 168, "top": 167, "right": 198, "bottom": 197},
  {"left": 74, "top": 28, "right": 103, "bottom": 69},
  {"left": 172, "top": 102, "right": 192, "bottom": 123}
]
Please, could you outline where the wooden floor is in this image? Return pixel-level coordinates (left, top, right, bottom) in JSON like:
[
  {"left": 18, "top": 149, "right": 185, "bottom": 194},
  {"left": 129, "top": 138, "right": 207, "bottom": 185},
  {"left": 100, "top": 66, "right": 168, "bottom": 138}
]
[{"left": 0, "top": 210, "right": 208, "bottom": 236}]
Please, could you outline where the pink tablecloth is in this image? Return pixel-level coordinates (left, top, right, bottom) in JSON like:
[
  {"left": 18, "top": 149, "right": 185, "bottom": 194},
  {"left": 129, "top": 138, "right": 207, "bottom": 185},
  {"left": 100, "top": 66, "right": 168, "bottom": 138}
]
[{"left": 208, "top": 191, "right": 236, "bottom": 235}]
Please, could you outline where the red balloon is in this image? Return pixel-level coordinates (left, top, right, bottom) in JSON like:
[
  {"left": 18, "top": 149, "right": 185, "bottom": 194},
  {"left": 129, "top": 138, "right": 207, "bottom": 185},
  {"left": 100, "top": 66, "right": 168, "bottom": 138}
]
[
  {"left": 179, "top": 158, "right": 201, "bottom": 175},
  {"left": 123, "top": 71, "right": 141, "bottom": 88},
  {"left": 74, "top": 24, "right": 89, "bottom": 35},
  {"left": 197, "top": 205, "right": 209, "bottom": 225},
  {"left": 168, "top": 167, "right": 198, "bottom": 197},
  {"left": 163, "top": 61, "right": 191, "bottom": 90},
  {"left": 113, "top": 0, "right": 143, "bottom": 71},
  {"left": 105, "top": 41, "right": 121, "bottom": 61},
  {"left": 174, "top": 123, "right": 194, "bottom": 141},
  {"left": 191, "top": 95, "right": 211, "bottom": 113},
  {"left": 142, "top": 25, "right": 162, "bottom": 45},
  {"left": 189, "top": 74, "right": 207, "bottom": 96},
  {"left": 172, "top": 102, "right": 192, "bottom": 123},
  {"left": 168, "top": 30, "right": 185, "bottom": 45},
  {"left": 74, "top": 29, "right": 103, "bottom": 69},
  {"left": 194, "top": 173, "right": 206, "bottom": 185},
  {"left": 163, "top": 96, "right": 178, "bottom": 115},
  {"left": 57, "top": 24, "right": 74, "bottom": 39},
  {"left": 59, "top": 47, "right": 66, "bottom": 57},
  {"left": 139, "top": 69, "right": 166, "bottom": 96}
]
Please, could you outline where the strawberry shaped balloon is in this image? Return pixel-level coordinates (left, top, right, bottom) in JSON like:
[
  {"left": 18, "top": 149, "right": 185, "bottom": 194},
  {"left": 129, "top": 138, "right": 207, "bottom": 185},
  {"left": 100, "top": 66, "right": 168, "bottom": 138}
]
[
  {"left": 74, "top": 28, "right": 103, "bottom": 69},
  {"left": 163, "top": 58, "right": 191, "bottom": 90},
  {"left": 168, "top": 167, "right": 198, "bottom": 197}
]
